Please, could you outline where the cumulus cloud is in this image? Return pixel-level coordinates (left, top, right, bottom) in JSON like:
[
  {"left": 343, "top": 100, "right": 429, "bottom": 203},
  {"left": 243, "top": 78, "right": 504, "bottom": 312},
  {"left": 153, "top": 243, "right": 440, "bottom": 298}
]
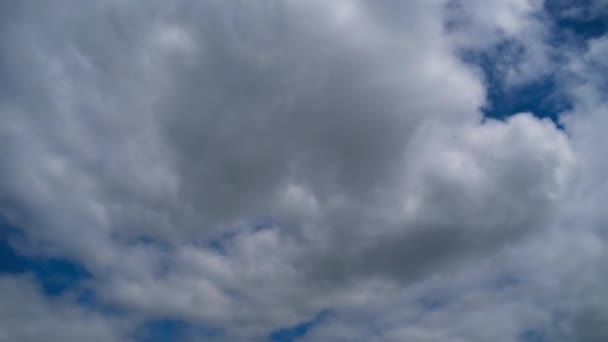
[
  {"left": 0, "top": 0, "right": 606, "bottom": 341},
  {"left": 0, "top": 276, "right": 125, "bottom": 342}
]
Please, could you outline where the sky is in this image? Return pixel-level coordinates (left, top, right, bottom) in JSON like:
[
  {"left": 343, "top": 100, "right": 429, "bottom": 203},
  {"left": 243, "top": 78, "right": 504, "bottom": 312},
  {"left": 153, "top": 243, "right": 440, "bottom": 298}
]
[{"left": 0, "top": 0, "right": 607, "bottom": 341}]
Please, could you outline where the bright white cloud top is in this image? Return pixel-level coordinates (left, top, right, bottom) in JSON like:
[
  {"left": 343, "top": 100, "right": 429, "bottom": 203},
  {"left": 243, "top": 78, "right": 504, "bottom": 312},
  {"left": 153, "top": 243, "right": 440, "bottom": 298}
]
[{"left": 0, "top": 1, "right": 607, "bottom": 341}]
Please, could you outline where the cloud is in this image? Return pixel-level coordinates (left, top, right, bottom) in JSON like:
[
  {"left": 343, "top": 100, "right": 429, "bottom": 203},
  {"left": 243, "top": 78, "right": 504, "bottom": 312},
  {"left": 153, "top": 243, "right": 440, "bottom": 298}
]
[
  {"left": 0, "top": 0, "right": 606, "bottom": 341},
  {"left": 0, "top": 275, "right": 125, "bottom": 342},
  {"left": 446, "top": 0, "right": 553, "bottom": 85},
  {"left": 547, "top": 34, "right": 608, "bottom": 341}
]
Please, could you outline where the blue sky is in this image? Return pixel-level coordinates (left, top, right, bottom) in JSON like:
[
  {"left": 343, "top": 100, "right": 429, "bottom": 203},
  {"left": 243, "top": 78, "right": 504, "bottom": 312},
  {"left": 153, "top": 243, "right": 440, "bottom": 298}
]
[{"left": 1, "top": 1, "right": 608, "bottom": 341}]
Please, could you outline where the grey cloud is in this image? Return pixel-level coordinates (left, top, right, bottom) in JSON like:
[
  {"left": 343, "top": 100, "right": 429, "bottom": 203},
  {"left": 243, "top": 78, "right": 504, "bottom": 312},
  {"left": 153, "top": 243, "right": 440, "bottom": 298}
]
[
  {"left": 0, "top": 276, "right": 126, "bottom": 342},
  {"left": 157, "top": 0, "right": 484, "bottom": 235},
  {"left": 0, "top": 0, "right": 589, "bottom": 340},
  {"left": 551, "top": 33, "right": 608, "bottom": 341}
]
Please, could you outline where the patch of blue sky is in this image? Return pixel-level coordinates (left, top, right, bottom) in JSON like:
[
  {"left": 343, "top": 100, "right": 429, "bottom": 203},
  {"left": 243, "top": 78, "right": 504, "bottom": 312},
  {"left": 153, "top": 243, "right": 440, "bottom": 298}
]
[
  {"left": 460, "top": 2, "right": 608, "bottom": 126},
  {"left": 546, "top": 1, "right": 608, "bottom": 40},
  {"left": 269, "top": 310, "right": 332, "bottom": 342},
  {"left": 483, "top": 74, "right": 568, "bottom": 126},
  {"left": 459, "top": 41, "right": 569, "bottom": 126},
  {"left": 519, "top": 328, "right": 548, "bottom": 342},
  {"left": 0, "top": 219, "right": 91, "bottom": 297},
  {"left": 135, "top": 319, "right": 223, "bottom": 342}
]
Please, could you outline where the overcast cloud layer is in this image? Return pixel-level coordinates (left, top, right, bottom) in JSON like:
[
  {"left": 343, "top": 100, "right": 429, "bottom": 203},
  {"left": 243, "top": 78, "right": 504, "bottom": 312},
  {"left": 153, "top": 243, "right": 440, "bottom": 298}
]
[{"left": 0, "top": 1, "right": 607, "bottom": 341}]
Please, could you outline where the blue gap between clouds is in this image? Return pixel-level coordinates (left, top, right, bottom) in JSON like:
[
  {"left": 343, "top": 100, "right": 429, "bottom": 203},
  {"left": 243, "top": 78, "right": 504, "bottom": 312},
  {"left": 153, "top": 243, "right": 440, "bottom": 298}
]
[
  {"left": 546, "top": 1, "right": 608, "bottom": 40},
  {"left": 468, "top": 1, "right": 608, "bottom": 126},
  {"left": 460, "top": 42, "right": 568, "bottom": 126},
  {"left": 519, "top": 329, "right": 548, "bottom": 342},
  {"left": 0, "top": 219, "right": 91, "bottom": 297},
  {"left": 136, "top": 319, "right": 223, "bottom": 342},
  {"left": 269, "top": 310, "right": 332, "bottom": 342}
]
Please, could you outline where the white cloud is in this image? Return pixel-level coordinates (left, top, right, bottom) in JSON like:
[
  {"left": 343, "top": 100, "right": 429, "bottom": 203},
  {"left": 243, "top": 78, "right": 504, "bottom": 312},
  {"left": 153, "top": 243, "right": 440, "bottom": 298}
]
[
  {"left": 0, "top": 0, "right": 606, "bottom": 341},
  {"left": 446, "top": 0, "right": 552, "bottom": 85}
]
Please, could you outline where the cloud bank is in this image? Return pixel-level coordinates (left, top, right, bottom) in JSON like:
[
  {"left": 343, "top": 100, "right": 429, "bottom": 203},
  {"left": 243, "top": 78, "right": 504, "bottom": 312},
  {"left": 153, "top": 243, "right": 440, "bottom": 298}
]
[{"left": 1, "top": 1, "right": 607, "bottom": 341}]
